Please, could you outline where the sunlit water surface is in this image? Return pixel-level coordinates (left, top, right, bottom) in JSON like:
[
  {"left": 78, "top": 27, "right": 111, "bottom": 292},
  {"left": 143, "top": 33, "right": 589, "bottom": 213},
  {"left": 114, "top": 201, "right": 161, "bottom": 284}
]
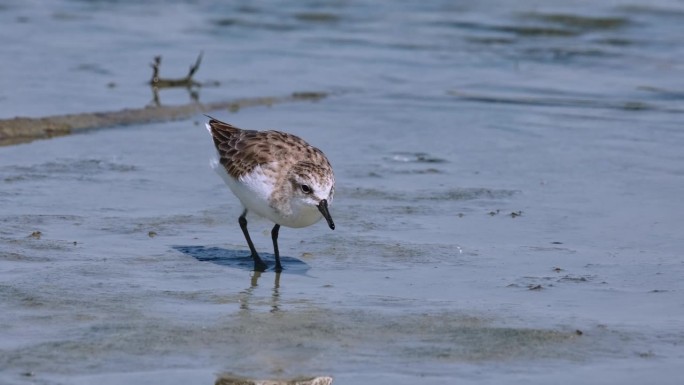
[{"left": 1, "top": 1, "right": 684, "bottom": 384}]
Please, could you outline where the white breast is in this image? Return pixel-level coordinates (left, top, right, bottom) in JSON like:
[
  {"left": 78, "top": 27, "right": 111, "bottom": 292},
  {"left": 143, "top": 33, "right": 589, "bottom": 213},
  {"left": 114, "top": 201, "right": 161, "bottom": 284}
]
[
  {"left": 212, "top": 159, "right": 275, "bottom": 214},
  {"left": 211, "top": 160, "right": 324, "bottom": 228}
]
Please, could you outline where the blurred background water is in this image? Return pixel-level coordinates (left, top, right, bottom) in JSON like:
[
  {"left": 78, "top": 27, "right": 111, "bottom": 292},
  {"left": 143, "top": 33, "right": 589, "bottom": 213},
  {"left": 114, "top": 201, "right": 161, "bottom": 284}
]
[{"left": 1, "top": 1, "right": 684, "bottom": 384}]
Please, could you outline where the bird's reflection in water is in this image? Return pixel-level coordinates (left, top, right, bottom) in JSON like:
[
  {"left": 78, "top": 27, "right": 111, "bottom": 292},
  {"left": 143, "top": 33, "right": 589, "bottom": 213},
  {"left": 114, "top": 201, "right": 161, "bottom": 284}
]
[
  {"left": 172, "top": 245, "right": 309, "bottom": 313},
  {"left": 149, "top": 85, "right": 200, "bottom": 107},
  {"left": 239, "top": 271, "right": 281, "bottom": 313}
]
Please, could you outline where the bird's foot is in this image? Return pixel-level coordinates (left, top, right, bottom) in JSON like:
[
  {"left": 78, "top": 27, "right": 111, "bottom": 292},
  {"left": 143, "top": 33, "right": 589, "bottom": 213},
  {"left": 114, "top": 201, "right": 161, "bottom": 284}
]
[{"left": 252, "top": 254, "right": 268, "bottom": 272}]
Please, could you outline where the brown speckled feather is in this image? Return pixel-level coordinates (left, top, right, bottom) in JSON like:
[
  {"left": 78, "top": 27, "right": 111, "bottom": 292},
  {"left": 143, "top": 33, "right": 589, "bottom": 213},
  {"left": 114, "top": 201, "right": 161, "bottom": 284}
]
[{"left": 206, "top": 118, "right": 332, "bottom": 180}]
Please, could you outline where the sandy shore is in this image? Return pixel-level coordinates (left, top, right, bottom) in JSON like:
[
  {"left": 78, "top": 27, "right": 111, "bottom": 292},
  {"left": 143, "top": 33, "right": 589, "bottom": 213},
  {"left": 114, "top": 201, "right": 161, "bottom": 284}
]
[{"left": 0, "top": 92, "right": 325, "bottom": 146}]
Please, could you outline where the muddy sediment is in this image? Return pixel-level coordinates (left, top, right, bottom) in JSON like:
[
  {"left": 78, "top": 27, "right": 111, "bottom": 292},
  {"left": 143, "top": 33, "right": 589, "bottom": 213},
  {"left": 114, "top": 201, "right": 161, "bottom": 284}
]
[
  {"left": 215, "top": 374, "right": 333, "bottom": 385},
  {"left": 0, "top": 92, "right": 326, "bottom": 146}
]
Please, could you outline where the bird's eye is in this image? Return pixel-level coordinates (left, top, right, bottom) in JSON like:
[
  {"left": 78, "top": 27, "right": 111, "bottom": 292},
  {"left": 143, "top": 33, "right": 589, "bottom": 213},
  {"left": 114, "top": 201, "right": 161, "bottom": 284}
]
[{"left": 301, "top": 184, "right": 312, "bottom": 194}]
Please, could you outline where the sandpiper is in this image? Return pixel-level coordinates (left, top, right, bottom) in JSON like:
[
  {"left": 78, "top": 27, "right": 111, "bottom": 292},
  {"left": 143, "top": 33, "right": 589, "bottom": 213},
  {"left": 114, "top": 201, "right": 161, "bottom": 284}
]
[{"left": 206, "top": 117, "right": 335, "bottom": 272}]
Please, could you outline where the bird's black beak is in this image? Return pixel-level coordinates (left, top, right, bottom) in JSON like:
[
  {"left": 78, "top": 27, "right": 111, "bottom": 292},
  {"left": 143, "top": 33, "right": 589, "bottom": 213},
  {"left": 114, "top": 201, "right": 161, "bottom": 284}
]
[{"left": 317, "top": 199, "right": 335, "bottom": 230}]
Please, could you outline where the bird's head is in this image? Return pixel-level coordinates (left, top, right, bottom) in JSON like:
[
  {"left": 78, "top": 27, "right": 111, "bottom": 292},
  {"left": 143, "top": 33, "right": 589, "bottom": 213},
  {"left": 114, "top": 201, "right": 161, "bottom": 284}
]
[{"left": 289, "top": 161, "right": 335, "bottom": 230}]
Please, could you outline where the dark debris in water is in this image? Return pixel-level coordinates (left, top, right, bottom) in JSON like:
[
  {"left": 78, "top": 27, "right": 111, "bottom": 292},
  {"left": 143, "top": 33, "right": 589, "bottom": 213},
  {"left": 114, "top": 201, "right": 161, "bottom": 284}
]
[
  {"left": 448, "top": 12, "right": 630, "bottom": 43},
  {"left": 487, "top": 210, "right": 523, "bottom": 217},
  {"left": 387, "top": 151, "right": 448, "bottom": 164},
  {"left": 557, "top": 275, "right": 593, "bottom": 283},
  {"left": 497, "top": 25, "right": 578, "bottom": 37},
  {"left": 437, "top": 20, "right": 577, "bottom": 37},
  {"left": 294, "top": 12, "right": 341, "bottom": 23},
  {"left": 213, "top": 18, "right": 238, "bottom": 27},
  {"left": 511, "top": 273, "right": 597, "bottom": 291},
  {"left": 466, "top": 36, "right": 517, "bottom": 45},
  {"left": 521, "top": 13, "right": 630, "bottom": 30},
  {"left": 592, "top": 37, "right": 635, "bottom": 46},
  {"left": 291, "top": 91, "right": 328, "bottom": 100},
  {"left": 448, "top": 90, "right": 684, "bottom": 114},
  {"left": 210, "top": 17, "right": 299, "bottom": 32},
  {"left": 74, "top": 62, "right": 112, "bottom": 75}
]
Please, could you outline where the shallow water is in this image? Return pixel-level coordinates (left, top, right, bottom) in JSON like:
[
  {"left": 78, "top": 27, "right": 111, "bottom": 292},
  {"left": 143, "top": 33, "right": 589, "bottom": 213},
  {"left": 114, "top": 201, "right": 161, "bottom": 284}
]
[{"left": 2, "top": 0, "right": 684, "bottom": 384}]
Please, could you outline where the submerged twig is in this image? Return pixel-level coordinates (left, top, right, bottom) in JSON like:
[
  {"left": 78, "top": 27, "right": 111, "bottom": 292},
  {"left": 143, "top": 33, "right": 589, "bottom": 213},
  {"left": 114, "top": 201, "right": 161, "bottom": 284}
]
[{"left": 150, "top": 51, "right": 203, "bottom": 88}]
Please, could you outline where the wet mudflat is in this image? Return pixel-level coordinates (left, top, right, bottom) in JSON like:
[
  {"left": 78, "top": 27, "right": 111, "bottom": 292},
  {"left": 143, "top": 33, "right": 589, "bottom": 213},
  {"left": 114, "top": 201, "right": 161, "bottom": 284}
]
[{"left": 1, "top": 1, "right": 684, "bottom": 384}]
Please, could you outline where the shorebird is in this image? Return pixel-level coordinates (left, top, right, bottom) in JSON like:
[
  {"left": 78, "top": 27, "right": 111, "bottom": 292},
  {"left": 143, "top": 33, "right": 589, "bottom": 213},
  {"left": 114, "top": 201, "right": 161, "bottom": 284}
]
[{"left": 206, "top": 117, "right": 335, "bottom": 272}]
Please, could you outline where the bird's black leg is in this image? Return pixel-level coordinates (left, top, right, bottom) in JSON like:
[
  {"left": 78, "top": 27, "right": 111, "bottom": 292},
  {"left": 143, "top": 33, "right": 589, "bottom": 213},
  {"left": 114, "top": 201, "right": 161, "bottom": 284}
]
[
  {"left": 238, "top": 210, "right": 267, "bottom": 272},
  {"left": 271, "top": 224, "right": 283, "bottom": 272}
]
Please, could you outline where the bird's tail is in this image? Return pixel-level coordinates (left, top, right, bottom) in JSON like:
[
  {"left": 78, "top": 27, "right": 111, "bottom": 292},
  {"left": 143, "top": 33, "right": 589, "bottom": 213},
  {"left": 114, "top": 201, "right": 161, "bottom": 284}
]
[
  {"left": 204, "top": 116, "right": 236, "bottom": 172},
  {"left": 205, "top": 116, "right": 240, "bottom": 138}
]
